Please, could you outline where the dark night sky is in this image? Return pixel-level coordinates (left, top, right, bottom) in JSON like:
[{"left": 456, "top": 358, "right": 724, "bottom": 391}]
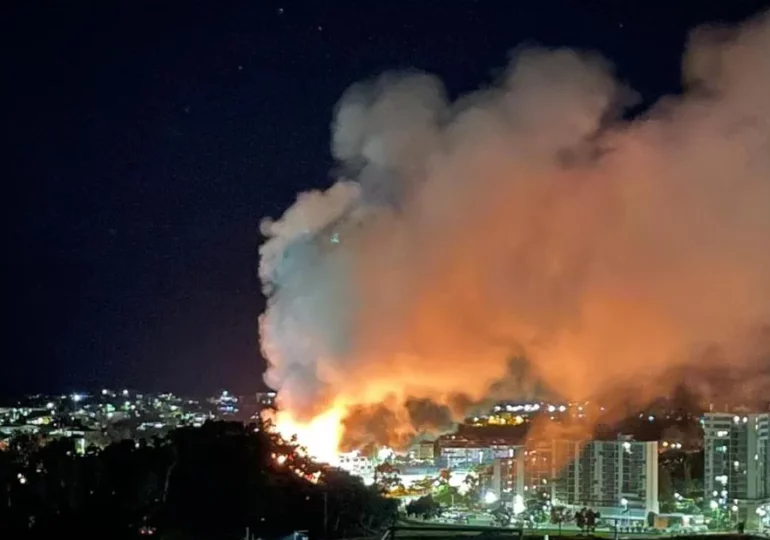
[{"left": 6, "top": 0, "right": 770, "bottom": 398}]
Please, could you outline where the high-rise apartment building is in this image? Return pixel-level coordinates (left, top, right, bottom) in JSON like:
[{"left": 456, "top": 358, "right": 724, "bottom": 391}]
[
  {"left": 490, "top": 440, "right": 555, "bottom": 498},
  {"left": 492, "top": 437, "right": 659, "bottom": 517},
  {"left": 492, "top": 445, "right": 526, "bottom": 496},
  {"left": 553, "top": 438, "right": 659, "bottom": 513},
  {"left": 703, "top": 412, "right": 770, "bottom": 504}
]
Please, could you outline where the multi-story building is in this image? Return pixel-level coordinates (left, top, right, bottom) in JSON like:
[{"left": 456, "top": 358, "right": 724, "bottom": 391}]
[
  {"left": 338, "top": 451, "right": 375, "bottom": 477},
  {"left": 492, "top": 437, "right": 659, "bottom": 519},
  {"left": 703, "top": 412, "right": 770, "bottom": 506},
  {"left": 436, "top": 434, "right": 517, "bottom": 468},
  {"left": 552, "top": 439, "right": 580, "bottom": 503},
  {"left": 492, "top": 445, "right": 526, "bottom": 496},
  {"left": 409, "top": 440, "right": 436, "bottom": 461},
  {"left": 558, "top": 437, "right": 658, "bottom": 513},
  {"left": 255, "top": 391, "right": 277, "bottom": 408},
  {"left": 524, "top": 439, "right": 555, "bottom": 493}
]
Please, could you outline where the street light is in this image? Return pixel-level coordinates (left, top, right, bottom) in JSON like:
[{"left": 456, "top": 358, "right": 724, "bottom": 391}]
[
  {"left": 512, "top": 494, "right": 525, "bottom": 515},
  {"left": 614, "top": 499, "right": 630, "bottom": 540},
  {"left": 484, "top": 491, "right": 498, "bottom": 505}
]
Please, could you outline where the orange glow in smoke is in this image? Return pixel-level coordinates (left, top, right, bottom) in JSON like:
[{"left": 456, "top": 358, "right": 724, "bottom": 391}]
[
  {"left": 273, "top": 406, "right": 345, "bottom": 465},
  {"left": 260, "top": 11, "right": 770, "bottom": 452}
]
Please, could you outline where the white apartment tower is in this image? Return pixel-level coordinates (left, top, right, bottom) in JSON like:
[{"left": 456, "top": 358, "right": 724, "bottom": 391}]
[
  {"left": 703, "top": 412, "right": 770, "bottom": 503},
  {"left": 492, "top": 437, "right": 659, "bottom": 516},
  {"left": 552, "top": 438, "right": 659, "bottom": 514}
]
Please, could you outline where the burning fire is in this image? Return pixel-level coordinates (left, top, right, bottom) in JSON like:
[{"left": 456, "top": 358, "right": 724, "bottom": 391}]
[
  {"left": 272, "top": 406, "right": 345, "bottom": 465},
  {"left": 259, "top": 10, "right": 770, "bottom": 452}
]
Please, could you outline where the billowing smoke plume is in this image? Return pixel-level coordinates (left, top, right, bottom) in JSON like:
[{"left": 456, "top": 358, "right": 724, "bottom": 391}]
[{"left": 259, "top": 11, "right": 770, "bottom": 450}]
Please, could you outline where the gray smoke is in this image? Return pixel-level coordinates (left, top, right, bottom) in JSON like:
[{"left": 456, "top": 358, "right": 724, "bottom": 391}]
[{"left": 260, "top": 11, "right": 770, "bottom": 448}]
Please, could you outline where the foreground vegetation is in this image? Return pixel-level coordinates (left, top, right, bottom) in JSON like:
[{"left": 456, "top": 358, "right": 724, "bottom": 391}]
[{"left": 0, "top": 420, "right": 397, "bottom": 539}]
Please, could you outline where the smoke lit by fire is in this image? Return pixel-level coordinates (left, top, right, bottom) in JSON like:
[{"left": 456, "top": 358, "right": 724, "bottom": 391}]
[{"left": 260, "top": 11, "right": 770, "bottom": 460}]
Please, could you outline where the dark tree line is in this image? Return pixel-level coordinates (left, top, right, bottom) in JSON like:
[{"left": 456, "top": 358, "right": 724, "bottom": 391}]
[
  {"left": 0, "top": 421, "right": 397, "bottom": 540},
  {"left": 405, "top": 495, "right": 441, "bottom": 519}
]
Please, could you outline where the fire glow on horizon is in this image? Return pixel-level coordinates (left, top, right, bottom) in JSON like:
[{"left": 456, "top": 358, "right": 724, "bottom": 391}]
[{"left": 272, "top": 407, "right": 345, "bottom": 465}]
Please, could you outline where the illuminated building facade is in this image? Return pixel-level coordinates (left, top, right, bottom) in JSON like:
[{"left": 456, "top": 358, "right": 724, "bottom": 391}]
[
  {"left": 492, "top": 446, "right": 525, "bottom": 496},
  {"left": 703, "top": 412, "right": 770, "bottom": 506},
  {"left": 555, "top": 437, "right": 659, "bottom": 513},
  {"left": 490, "top": 441, "right": 554, "bottom": 497},
  {"left": 256, "top": 391, "right": 277, "bottom": 408},
  {"left": 338, "top": 451, "right": 375, "bottom": 476},
  {"left": 436, "top": 434, "right": 518, "bottom": 467},
  {"left": 492, "top": 437, "right": 659, "bottom": 518},
  {"left": 409, "top": 440, "right": 436, "bottom": 461}
]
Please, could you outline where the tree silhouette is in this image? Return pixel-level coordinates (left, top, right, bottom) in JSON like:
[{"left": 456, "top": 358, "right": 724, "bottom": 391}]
[
  {"left": 491, "top": 505, "right": 512, "bottom": 527},
  {"left": 0, "top": 420, "right": 396, "bottom": 539},
  {"left": 647, "top": 511, "right": 657, "bottom": 528},
  {"left": 659, "top": 466, "right": 674, "bottom": 507},
  {"left": 551, "top": 505, "right": 567, "bottom": 535},
  {"left": 576, "top": 508, "right": 586, "bottom": 533},
  {"left": 406, "top": 495, "right": 440, "bottom": 519}
]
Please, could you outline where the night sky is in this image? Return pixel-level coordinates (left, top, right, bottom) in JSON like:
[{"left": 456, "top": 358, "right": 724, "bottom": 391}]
[{"left": 6, "top": 0, "right": 770, "bottom": 397}]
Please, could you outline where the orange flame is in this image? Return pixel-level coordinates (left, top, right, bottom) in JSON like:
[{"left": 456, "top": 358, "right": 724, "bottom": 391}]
[{"left": 273, "top": 406, "right": 345, "bottom": 465}]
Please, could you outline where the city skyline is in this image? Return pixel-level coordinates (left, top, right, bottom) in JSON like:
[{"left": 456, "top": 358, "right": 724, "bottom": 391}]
[{"left": 4, "top": 380, "right": 770, "bottom": 530}]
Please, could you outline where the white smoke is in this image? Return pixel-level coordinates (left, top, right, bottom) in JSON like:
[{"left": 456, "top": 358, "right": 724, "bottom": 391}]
[{"left": 259, "top": 10, "right": 770, "bottom": 445}]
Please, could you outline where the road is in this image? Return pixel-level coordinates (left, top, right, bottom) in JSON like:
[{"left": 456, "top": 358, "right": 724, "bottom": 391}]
[{"left": 397, "top": 518, "right": 761, "bottom": 539}]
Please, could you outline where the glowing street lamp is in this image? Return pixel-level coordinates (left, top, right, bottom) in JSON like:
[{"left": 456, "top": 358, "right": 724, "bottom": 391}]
[
  {"left": 484, "top": 491, "right": 499, "bottom": 505},
  {"left": 512, "top": 494, "right": 525, "bottom": 515}
]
